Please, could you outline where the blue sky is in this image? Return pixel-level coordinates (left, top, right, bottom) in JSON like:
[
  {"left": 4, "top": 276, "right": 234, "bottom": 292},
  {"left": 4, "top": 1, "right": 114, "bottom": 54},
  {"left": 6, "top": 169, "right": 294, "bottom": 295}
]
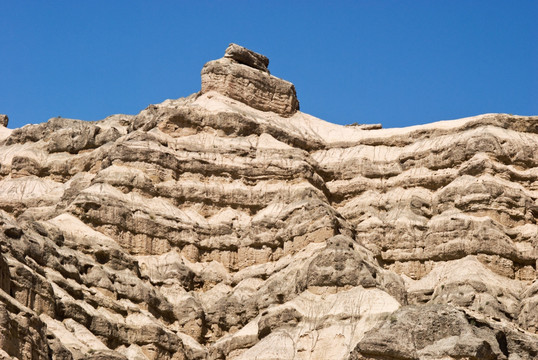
[{"left": 1, "top": 1, "right": 536, "bottom": 129}]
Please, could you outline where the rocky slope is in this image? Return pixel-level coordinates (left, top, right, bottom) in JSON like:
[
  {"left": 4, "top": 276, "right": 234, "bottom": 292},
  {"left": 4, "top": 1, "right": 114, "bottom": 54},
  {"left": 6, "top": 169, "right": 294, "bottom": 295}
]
[{"left": 0, "top": 43, "right": 537, "bottom": 360}]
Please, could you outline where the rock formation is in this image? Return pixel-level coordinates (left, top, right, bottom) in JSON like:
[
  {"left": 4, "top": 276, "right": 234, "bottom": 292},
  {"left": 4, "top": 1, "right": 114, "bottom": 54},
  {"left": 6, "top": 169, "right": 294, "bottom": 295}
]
[
  {"left": 0, "top": 44, "right": 537, "bottom": 359},
  {"left": 201, "top": 43, "right": 299, "bottom": 117}
]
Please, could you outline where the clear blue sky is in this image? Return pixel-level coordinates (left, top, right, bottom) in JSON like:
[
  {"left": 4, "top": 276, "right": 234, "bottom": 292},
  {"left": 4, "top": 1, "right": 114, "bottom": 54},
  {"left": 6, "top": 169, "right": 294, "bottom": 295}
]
[{"left": 1, "top": 1, "right": 537, "bottom": 129}]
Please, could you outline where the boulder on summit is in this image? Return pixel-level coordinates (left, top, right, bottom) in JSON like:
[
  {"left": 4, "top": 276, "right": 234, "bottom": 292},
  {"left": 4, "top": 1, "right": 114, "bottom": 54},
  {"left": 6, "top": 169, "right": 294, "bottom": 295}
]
[{"left": 201, "top": 43, "right": 300, "bottom": 117}]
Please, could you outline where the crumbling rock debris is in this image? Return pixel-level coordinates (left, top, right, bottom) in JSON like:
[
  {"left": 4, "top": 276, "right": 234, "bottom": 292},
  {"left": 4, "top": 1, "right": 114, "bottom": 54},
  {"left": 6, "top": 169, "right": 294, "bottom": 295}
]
[{"left": 0, "top": 44, "right": 537, "bottom": 359}]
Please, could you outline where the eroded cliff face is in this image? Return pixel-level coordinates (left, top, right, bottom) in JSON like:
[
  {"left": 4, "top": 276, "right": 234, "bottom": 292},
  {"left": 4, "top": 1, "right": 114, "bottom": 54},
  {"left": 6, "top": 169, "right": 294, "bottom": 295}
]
[{"left": 0, "top": 44, "right": 537, "bottom": 360}]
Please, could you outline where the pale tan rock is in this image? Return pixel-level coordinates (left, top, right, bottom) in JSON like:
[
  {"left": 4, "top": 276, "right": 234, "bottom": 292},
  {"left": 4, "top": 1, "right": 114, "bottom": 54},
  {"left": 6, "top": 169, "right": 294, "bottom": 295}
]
[
  {"left": 201, "top": 46, "right": 299, "bottom": 117},
  {"left": 0, "top": 45, "right": 537, "bottom": 360},
  {"left": 349, "top": 304, "right": 538, "bottom": 360}
]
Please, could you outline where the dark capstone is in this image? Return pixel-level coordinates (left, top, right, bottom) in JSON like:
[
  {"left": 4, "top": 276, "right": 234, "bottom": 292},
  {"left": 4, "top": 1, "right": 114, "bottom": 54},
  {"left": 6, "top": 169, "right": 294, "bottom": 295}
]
[{"left": 224, "top": 43, "right": 270, "bottom": 73}]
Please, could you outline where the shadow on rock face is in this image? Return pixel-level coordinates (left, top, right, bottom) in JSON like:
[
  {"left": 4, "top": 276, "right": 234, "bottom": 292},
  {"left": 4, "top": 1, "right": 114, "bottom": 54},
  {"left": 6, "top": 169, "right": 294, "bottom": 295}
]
[{"left": 350, "top": 304, "right": 538, "bottom": 360}]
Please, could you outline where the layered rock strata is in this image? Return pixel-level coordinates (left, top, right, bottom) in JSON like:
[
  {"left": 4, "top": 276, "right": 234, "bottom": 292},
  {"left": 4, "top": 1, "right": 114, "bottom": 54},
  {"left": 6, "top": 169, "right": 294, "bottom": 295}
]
[
  {"left": 0, "top": 45, "right": 537, "bottom": 359},
  {"left": 201, "top": 43, "right": 299, "bottom": 117}
]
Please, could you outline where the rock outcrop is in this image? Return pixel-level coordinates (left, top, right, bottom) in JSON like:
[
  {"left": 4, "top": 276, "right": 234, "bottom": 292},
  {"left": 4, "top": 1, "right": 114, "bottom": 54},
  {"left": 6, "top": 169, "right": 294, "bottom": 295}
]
[
  {"left": 224, "top": 43, "right": 270, "bottom": 73},
  {"left": 201, "top": 43, "right": 299, "bottom": 117},
  {"left": 0, "top": 44, "right": 537, "bottom": 359},
  {"left": 351, "top": 305, "right": 538, "bottom": 360}
]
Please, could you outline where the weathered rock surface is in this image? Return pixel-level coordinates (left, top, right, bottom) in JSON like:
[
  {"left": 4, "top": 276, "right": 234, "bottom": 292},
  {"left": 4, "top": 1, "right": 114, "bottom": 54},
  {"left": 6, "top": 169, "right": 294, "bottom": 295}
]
[
  {"left": 351, "top": 304, "right": 538, "bottom": 360},
  {"left": 201, "top": 43, "right": 299, "bottom": 117},
  {"left": 224, "top": 43, "right": 270, "bottom": 73},
  {"left": 0, "top": 44, "right": 537, "bottom": 359}
]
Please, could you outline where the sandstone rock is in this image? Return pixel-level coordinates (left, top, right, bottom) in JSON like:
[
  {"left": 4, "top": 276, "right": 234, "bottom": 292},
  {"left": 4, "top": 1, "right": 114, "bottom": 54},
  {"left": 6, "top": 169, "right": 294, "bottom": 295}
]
[
  {"left": 519, "top": 280, "right": 538, "bottom": 333},
  {"left": 0, "top": 289, "right": 49, "bottom": 360},
  {"left": 0, "top": 46, "right": 536, "bottom": 359},
  {"left": 201, "top": 44, "right": 299, "bottom": 117},
  {"left": 224, "top": 43, "right": 270, "bottom": 73},
  {"left": 0, "top": 115, "right": 7, "bottom": 127},
  {"left": 351, "top": 304, "right": 538, "bottom": 360}
]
